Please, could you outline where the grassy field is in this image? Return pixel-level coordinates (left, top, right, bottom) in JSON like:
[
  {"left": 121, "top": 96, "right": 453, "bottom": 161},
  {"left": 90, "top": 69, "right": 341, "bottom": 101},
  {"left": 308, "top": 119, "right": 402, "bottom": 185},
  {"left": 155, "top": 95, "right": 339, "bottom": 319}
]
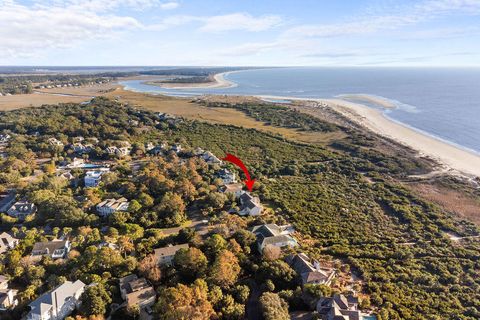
[
  {"left": 105, "top": 88, "right": 346, "bottom": 145},
  {"left": 0, "top": 83, "right": 115, "bottom": 110}
]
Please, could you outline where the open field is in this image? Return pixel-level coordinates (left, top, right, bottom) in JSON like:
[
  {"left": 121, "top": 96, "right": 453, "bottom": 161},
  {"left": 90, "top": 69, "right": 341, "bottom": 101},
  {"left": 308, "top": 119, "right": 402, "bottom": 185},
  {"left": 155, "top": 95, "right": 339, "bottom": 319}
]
[
  {"left": 104, "top": 88, "right": 346, "bottom": 145},
  {"left": 0, "top": 83, "right": 116, "bottom": 110},
  {"left": 408, "top": 182, "right": 480, "bottom": 225}
]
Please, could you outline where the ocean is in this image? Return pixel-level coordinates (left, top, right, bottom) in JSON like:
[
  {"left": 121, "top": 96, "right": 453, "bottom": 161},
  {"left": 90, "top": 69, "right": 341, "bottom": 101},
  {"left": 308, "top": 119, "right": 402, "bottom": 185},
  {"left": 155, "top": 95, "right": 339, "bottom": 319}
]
[{"left": 120, "top": 67, "right": 480, "bottom": 154}]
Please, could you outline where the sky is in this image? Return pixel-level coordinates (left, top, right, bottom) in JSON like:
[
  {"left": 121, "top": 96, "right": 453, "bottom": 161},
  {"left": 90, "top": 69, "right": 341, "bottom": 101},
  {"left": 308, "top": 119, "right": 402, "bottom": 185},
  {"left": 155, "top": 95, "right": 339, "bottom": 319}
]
[{"left": 1, "top": 0, "right": 480, "bottom": 66}]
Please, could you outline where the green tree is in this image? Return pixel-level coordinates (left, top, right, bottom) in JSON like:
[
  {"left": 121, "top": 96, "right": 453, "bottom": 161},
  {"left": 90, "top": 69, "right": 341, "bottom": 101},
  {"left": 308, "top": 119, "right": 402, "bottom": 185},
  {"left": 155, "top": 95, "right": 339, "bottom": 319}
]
[
  {"left": 81, "top": 283, "right": 112, "bottom": 316},
  {"left": 259, "top": 292, "right": 289, "bottom": 320},
  {"left": 174, "top": 247, "right": 208, "bottom": 281},
  {"left": 156, "top": 192, "right": 186, "bottom": 226}
]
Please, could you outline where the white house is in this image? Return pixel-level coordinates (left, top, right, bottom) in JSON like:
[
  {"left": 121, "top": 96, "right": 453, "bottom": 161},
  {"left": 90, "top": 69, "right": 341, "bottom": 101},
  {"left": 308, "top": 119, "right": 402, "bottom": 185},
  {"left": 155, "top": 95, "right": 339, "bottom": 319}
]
[
  {"left": 0, "top": 232, "right": 19, "bottom": 254},
  {"left": 0, "top": 275, "right": 18, "bottom": 310},
  {"left": 26, "top": 280, "right": 85, "bottom": 320},
  {"left": 6, "top": 200, "right": 37, "bottom": 220},
  {"left": 47, "top": 138, "right": 64, "bottom": 148},
  {"left": 171, "top": 144, "right": 182, "bottom": 153},
  {"left": 66, "top": 157, "right": 85, "bottom": 168},
  {"left": 217, "top": 168, "right": 236, "bottom": 184},
  {"left": 0, "top": 133, "right": 11, "bottom": 143},
  {"left": 96, "top": 198, "right": 129, "bottom": 217},
  {"left": 201, "top": 151, "right": 222, "bottom": 164},
  {"left": 84, "top": 170, "right": 105, "bottom": 187},
  {"left": 31, "top": 240, "right": 71, "bottom": 259},
  {"left": 251, "top": 224, "right": 297, "bottom": 252},
  {"left": 238, "top": 192, "right": 263, "bottom": 216}
]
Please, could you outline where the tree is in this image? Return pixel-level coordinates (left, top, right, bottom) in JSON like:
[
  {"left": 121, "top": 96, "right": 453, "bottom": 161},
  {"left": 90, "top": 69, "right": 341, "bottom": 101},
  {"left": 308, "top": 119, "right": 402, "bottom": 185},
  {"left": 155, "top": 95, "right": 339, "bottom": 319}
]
[
  {"left": 262, "top": 245, "right": 281, "bottom": 261},
  {"left": 155, "top": 279, "right": 215, "bottom": 320},
  {"left": 118, "top": 236, "right": 135, "bottom": 257},
  {"left": 174, "top": 247, "right": 208, "bottom": 281},
  {"left": 209, "top": 250, "right": 240, "bottom": 288},
  {"left": 128, "top": 200, "right": 142, "bottom": 213},
  {"left": 156, "top": 192, "right": 186, "bottom": 226},
  {"left": 138, "top": 254, "right": 162, "bottom": 283},
  {"left": 204, "top": 234, "right": 227, "bottom": 257},
  {"left": 259, "top": 292, "right": 289, "bottom": 320},
  {"left": 81, "top": 283, "right": 112, "bottom": 317},
  {"left": 207, "top": 192, "right": 227, "bottom": 210},
  {"left": 257, "top": 260, "right": 296, "bottom": 290}
]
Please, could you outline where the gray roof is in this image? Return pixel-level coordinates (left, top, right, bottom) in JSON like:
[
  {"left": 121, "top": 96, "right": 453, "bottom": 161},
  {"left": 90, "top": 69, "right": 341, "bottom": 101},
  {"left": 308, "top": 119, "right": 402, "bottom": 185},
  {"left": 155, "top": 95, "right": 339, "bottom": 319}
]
[
  {"left": 32, "top": 240, "right": 68, "bottom": 255},
  {"left": 28, "top": 280, "right": 85, "bottom": 317},
  {"left": 154, "top": 244, "right": 189, "bottom": 260}
]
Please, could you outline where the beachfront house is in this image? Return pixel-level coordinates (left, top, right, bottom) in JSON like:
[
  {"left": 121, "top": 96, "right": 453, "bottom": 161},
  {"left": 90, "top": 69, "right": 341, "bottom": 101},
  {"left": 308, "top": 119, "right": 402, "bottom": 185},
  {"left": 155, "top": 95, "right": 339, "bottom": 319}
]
[
  {"left": 154, "top": 244, "right": 189, "bottom": 266},
  {"left": 238, "top": 192, "right": 263, "bottom": 216},
  {"left": 31, "top": 240, "right": 71, "bottom": 259},
  {"left": 0, "top": 275, "right": 18, "bottom": 310},
  {"left": 0, "top": 232, "right": 19, "bottom": 254},
  {"left": 6, "top": 200, "right": 37, "bottom": 220},
  {"left": 316, "top": 294, "right": 362, "bottom": 320},
  {"left": 26, "top": 280, "right": 85, "bottom": 320},
  {"left": 251, "top": 223, "right": 297, "bottom": 252},
  {"left": 96, "top": 197, "right": 129, "bottom": 217},
  {"left": 286, "top": 253, "right": 336, "bottom": 286}
]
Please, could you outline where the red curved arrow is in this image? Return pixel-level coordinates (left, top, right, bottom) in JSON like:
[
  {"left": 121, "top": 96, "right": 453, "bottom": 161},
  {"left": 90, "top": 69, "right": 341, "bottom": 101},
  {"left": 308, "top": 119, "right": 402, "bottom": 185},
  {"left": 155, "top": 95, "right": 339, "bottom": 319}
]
[{"left": 222, "top": 153, "right": 256, "bottom": 191}]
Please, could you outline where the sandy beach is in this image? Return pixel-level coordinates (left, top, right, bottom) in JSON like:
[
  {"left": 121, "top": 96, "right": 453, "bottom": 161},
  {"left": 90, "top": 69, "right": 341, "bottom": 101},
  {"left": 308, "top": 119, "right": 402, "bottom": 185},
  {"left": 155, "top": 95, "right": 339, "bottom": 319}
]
[
  {"left": 255, "top": 94, "right": 480, "bottom": 178},
  {"left": 145, "top": 72, "right": 237, "bottom": 90}
]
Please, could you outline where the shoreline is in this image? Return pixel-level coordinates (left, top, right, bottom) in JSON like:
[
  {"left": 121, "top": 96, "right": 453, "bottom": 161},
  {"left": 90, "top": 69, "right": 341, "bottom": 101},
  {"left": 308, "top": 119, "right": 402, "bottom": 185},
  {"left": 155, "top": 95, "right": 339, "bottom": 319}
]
[
  {"left": 257, "top": 94, "right": 480, "bottom": 178},
  {"left": 118, "top": 78, "right": 480, "bottom": 178},
  {"left": 142, "top": 71, "right": 238, "bottom": 90}
]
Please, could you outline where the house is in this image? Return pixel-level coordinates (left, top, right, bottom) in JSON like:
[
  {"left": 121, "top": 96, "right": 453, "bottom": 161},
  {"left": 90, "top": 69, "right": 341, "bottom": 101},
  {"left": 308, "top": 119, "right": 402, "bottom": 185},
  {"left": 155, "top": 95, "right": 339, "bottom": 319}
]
[
  {"left": 96, "top": 197, "right": 129, "bottom": 217},
  {"left": 106, "top": 146, "right": 130, "bottom": 157},
  {"left": 6, "top": 200, "right": 37, "bottom": 220},
  {"left": 286, "top": 253, "right": 336, "bottom": 286},
  {"left": 0, "top": 232, "right": 19, "bottom": 254},
  {"left": 66, "top": 157, "right": 85, "bottom": 168},
  {"left": 0, "top": 275, "right": 18, "bottom": 310},
  {"left": 201, "top": 151, "right": 222, "bottom": 164},
  {"left": 145, "top": 142, "right": 155, "bottom": 151},
  {"left": 221, "top": 183, "right": 244, "bottom": 197},
  {"left": 57, "top": 170, "right": 75, "bottom": 181},
  {"left": 251, "top": 223, "right": 297, "bottom": 252},
  {"left": 105, "top": 146, "right": 119, "bottom": 155},
  {"left": 31, "top": 240, "right": 70, "bottom": 259},
  {"left": 316, "top": 294, "right": 362, "bottom": 320},
  {"left": 154, "top": 243, "right": 189, "bottom": 266},
  {"left": 26, "top": 280, "right": 85, "bottom": 320},
  {"left": 238, "top": 192, "right": 263, "bottom": 216},
  {"left": 217, "top": 168, "right": 236, "bottom": 184},
  {"left": 119, "top": 275, "right": 156, "bottom": 318},
  {"left": 84, "top": 170, "right": 105, "bottom": 187},
  {"left": 47, "top": 137, "right": 64, "bottom": 147},
  {"left": 73, "top": 136, "right": 84, "bottom": 143},
  {"left": 171, "top": 144, "right": 182, "bottom": 153},
  {"left": 0, "top": 191, "right": 16, "bottom": 212},
  {"left": 72, "top": 143, "right": 92, "bottom": 154},
  {"left": 117, "top": 146, "right": 131, "bottom": 157},
  {"left": 0, "top": 133, "right": 11, "bottom": 143}
]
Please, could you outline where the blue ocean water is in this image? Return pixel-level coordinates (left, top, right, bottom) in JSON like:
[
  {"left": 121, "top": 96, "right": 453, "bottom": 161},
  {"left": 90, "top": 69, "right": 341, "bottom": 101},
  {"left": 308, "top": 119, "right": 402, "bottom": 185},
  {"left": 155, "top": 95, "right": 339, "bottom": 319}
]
[{"left": 120, "top": 67, "right": 480, "bottom": 154}]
